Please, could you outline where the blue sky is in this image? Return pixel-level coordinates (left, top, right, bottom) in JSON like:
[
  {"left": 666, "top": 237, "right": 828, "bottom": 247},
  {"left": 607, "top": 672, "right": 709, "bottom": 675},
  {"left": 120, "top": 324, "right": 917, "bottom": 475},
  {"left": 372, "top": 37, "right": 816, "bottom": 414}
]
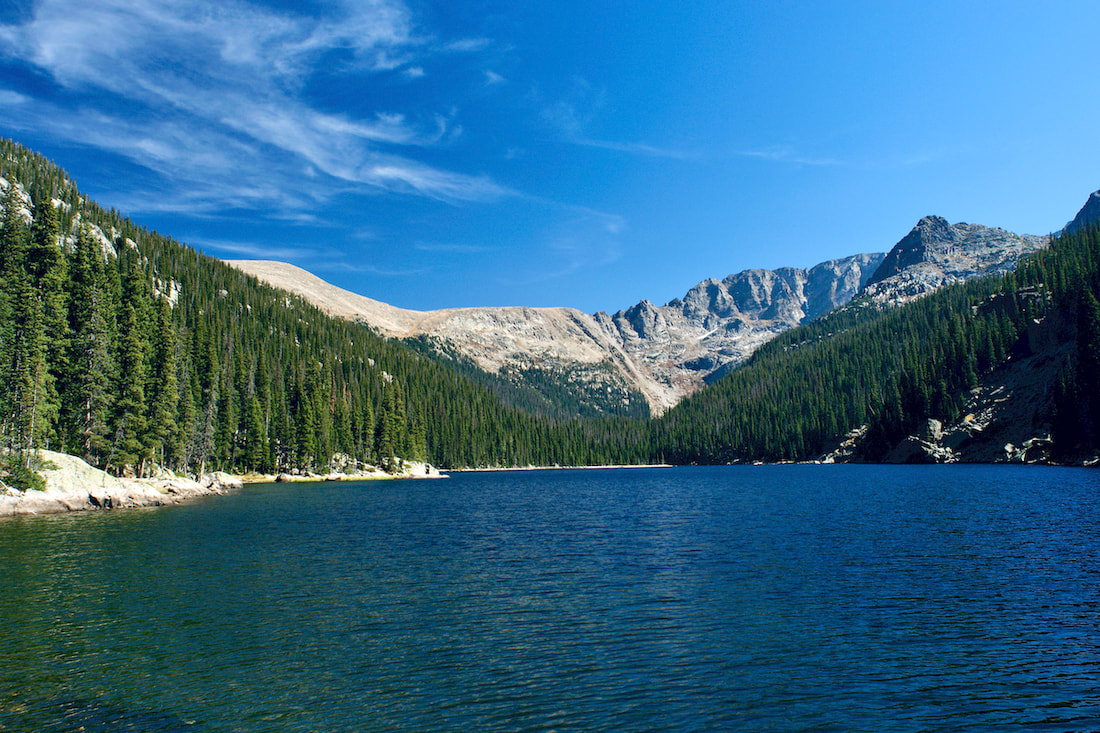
[{"left": 1, "top": 1, "right": 1098, "bottom": 313}]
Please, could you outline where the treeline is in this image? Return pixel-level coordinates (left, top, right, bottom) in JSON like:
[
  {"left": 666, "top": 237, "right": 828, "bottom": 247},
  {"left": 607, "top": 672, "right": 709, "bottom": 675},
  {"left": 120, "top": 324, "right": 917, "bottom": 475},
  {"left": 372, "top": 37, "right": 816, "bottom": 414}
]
[{"left": 0, "top": 139, "right": 653, "bottom": 485}]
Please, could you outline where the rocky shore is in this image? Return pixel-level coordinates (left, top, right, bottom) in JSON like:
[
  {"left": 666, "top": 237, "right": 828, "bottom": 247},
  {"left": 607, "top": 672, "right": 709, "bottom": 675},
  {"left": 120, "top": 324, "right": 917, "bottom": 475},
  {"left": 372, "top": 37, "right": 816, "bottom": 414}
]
[
  {"left": 267, "top": 460, "right": 443, "bottom": 483},
  {"left": 0, "top": 451, "right": 445, "bottom": 517},
  {"left": 0, "top": 450, "right": 243, "bottom": 517}
]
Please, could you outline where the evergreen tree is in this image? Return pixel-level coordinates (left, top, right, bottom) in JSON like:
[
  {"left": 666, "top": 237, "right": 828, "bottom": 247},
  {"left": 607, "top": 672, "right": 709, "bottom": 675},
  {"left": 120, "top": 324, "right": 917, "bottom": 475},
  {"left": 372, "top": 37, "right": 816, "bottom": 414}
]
[
  {"left": 61, "top": 227, "right": 113, "bottom": 465},
  {"left": 214, "top": 350, "right": 237, "bottom": 469},
  {"left": 293, "top": 373, "right": 316, "bottom": 470},
  {"left": 147, "top": 298, "right": 179, "bottom": 468},
  {"left": 27, "top": 194, "right": 67, "bottom": 449}
]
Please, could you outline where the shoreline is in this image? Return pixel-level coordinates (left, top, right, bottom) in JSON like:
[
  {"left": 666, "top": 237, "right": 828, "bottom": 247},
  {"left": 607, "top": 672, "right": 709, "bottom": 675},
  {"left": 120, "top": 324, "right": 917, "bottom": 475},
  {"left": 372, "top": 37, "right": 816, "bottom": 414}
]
[
  {"left": 450, "top": 463, "right": 674, "bottom": 473},
  {"left": 243, "top": 460, "right": 446, "bottom": 484},
  {"left": 7, "top": 451, "right": 1091, "bottom": 518},
  {"left": 0, "top": 451, "right": 445, "bottom": 518},
  {"left": 0, "top": 450, "right": 243, "bottom": 518}
]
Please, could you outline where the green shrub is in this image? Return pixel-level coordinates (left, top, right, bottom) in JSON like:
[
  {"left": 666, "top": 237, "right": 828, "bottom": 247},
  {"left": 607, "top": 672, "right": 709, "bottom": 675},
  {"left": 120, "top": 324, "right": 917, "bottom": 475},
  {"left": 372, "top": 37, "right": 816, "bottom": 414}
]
[{"left": 2, "top": 457, "right": 46, "bottom": 492}]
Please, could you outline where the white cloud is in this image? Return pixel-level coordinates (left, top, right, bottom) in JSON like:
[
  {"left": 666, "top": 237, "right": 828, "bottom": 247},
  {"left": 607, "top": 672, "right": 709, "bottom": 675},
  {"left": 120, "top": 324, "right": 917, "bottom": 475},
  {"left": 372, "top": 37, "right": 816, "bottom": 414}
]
[
  {"left": 484, "top": 70, "right": 506, "bottom": 86},
  {"left": 191, "top": 237, "right": 322, "bottom": 261},
  {"left": 0, "top": 0, "right": 507, "bottom": 207}
]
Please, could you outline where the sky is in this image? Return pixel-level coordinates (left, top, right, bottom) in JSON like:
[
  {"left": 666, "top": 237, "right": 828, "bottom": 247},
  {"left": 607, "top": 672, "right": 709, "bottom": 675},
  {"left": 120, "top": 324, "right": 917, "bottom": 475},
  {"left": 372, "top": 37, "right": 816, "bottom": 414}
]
[{"left": 1, "top": 1, "right": 1099, "bottom": 313}]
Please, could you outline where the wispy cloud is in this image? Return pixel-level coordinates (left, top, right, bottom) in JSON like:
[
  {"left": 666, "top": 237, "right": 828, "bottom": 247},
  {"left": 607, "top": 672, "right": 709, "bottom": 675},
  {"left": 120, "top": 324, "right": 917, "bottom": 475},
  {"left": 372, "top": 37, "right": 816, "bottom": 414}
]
[
  {"left": 736, "top": 145, "right": 843, "bottom": 167},
  {"left": 0, "top": 0, "right": 508, "bottom": 209},
  {"left": 414, "top": 241, "right": 491, "bottom": 254},
  {"left": 508, "top": 205, "right": 625, "bottom": 285},
  {"left": 539, "top": 77, "right": 690, "bottom": 160},
  {"left": 575, "top": 138, "right": 693, "bottom": 160},
  {"left": 444, "top": 38, "right": 491, "bottom": 53},
  {"left": 0, "top": 89, "right": 29, "bottom": 105},
  {"left": 312, "top": 259, "right": 430, "bottom": 277},
  {"left": 187, "top": 237, "right": 322, "bottom": 262}
]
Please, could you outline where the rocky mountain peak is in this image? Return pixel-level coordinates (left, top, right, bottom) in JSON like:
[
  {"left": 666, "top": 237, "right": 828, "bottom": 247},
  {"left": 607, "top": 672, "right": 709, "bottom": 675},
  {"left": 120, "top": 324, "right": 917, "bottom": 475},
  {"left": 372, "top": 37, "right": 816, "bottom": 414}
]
[
  {"left": 863, "top": 215, "right": 1047, "bottom": 303},
  {"left": 591, "top": 252, "right": 886, "bottom": 409},
  {"left": 867, "top": 215, "right": 952, "bottom": 287},
  {"left": 1064, "top": 190, "right": 1100, "bottom": 234}
]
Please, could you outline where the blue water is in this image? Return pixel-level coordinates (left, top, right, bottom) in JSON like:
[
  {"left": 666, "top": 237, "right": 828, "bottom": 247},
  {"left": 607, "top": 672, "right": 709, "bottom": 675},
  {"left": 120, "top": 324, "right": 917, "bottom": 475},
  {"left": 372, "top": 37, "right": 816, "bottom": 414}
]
[{"left": 2, "top": 465, "right": 1099, "bottom": 731}]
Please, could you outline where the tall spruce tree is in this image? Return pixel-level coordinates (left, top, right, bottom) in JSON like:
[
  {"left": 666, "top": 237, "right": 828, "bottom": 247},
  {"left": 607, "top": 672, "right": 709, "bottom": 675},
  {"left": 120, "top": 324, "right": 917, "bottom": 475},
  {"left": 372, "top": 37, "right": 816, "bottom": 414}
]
[
  {"left": 62, "top": 227, "right": 112, "bottom": 465},
  {"left": 147, "top": 298, "right": 179, "bottom": 468},
  {"left": 27, "top": 194, "right": 66, "bottom": 449}
]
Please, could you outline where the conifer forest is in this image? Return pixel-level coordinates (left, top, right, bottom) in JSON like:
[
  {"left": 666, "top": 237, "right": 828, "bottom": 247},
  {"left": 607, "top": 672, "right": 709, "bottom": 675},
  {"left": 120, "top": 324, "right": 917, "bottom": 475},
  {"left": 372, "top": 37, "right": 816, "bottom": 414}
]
[{"left": 2, "top": 138, "right": 1099, "bottom": 486}]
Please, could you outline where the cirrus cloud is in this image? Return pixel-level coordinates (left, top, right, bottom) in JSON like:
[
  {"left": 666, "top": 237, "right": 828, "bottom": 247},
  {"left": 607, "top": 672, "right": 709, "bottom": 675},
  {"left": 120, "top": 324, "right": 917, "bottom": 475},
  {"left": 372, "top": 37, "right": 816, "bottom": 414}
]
[{"left": 0, "top": 0, "right": 509, "bottom": 208}]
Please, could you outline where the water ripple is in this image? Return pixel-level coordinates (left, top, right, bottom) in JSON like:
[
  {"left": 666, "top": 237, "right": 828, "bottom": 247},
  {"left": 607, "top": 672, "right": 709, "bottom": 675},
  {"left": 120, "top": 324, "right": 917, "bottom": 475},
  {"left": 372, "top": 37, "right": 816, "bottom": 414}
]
[{"left": 2, "top": 465, "right": 1100, "bottom": 731}]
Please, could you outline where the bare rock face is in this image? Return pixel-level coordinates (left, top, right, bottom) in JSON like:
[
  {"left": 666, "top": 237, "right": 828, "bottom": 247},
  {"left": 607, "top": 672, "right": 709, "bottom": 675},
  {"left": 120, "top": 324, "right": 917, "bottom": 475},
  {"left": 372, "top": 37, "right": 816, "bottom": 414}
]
[
  {"left": 231, "top": 254, "right": 886, "bottom": 415},
  {"left": 1063, "top": 190, "right": 1100, "bottom": 234},
  {"left": 0, "top": 450, "right": 227, "bottom": 516},
  {"left": 862, "top": 216, "right": 1047, "bottom": 305},
  {"left": 228, "top": 260, "right": 664, "bottom": 411},
  {"left": 593, "top": 252, "right": 886, "bottom": 399}
]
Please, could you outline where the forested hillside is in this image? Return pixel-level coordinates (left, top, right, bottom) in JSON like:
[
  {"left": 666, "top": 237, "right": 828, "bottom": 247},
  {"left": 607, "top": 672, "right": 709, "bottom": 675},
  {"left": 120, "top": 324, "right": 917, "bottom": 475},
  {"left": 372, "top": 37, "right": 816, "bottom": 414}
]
[
  {"left": 0, "top": 139, "right": 650, "bottom": 485},
  {"left": 651, "top": 224, "right": 1100, "bottom": 463},
  {"left": 3, "top": 138, "right": 1097, "bottom": 483}
]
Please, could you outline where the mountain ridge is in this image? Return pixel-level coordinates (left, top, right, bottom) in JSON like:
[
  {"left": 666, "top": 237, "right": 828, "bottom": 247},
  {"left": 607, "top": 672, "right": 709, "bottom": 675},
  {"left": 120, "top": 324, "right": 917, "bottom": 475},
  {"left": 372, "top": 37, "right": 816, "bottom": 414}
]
[
  {"left": 863, "top": 216, "right": 1047, "bottom": 304},
  {"left": 230, "top": 251, "right": 892, "bottom": 414},
  {"left": 231, "top": 193, "right": 1097, "bottom": 419}
]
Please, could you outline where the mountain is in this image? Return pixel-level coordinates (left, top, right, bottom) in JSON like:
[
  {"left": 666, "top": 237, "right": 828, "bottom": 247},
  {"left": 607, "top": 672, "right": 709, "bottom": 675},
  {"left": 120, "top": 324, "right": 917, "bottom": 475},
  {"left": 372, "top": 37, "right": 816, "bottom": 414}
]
[
  {"left": 0, "top": 137, "right": 653, "bottom": 478},
  {"left": 862, "top": 216, "right": 1048, "bottom": 304},
  {"left": 656, "top": 213, "right": 1100, "bottom": 466},
  {"left": 593, "top": 253, "right": 885, "bottom": 390},
  {"left": 226, "top": 260, "right": 656, "bottom": 416},
  {"left": 1063, "top": 190, "right": 1100, "bottom": 234},
  {"left": 232, "top": 213, "right": 1047, "bottom": 417},
  {"left": 230, "top": 253, "right": 886, "bottom": 415}
]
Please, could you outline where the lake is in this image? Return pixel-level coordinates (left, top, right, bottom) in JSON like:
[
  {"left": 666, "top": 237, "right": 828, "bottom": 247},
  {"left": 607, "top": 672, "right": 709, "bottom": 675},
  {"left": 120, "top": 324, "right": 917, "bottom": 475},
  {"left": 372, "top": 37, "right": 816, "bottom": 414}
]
[{"left": 1, "top": 465, "right": 1099, "bottom": 731}]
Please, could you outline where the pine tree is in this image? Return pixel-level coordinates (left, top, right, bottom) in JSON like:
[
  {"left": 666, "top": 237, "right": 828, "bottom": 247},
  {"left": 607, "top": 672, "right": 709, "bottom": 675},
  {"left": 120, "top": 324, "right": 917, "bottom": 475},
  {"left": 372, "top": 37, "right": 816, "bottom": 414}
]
[
  {"left": 214, "top": 350, "right": 237, "bottom": 469},
  {"left": 113, "top": 299, "right": 149, "bottom": 473},
  {"left": 62, "top": 227, "right": 112, "bottom": 465},
  {"left": 294, "top": 373, "right": 316, "bottom": 470},
  {"left": 27, "top": 194, "right": 67, "bottom": 449},
  {"left": 245, "top": 394, "right": 265, "bottom": 471},
  {"left": 9, "top": 278, "right": 47, "bottom": 463},
  {"left": 147, "top": 298, "right": 179, "bottom": 468}
]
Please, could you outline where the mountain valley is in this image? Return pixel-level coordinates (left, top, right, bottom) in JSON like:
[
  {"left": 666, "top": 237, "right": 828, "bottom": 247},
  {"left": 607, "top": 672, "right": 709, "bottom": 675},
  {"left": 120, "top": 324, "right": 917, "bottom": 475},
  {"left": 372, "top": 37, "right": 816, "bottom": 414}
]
[{"left": 230, "top": 214, "right": 1050, "bottom": 416}]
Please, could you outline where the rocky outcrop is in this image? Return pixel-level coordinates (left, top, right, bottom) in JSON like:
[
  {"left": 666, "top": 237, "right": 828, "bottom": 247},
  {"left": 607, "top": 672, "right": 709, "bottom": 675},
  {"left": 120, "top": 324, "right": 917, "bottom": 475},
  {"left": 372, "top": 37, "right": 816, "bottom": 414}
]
[
  {"left": 0, "top": 450, "right": 237, "bottom": 516},
  {"left": 1063, "top": 190, "right": 1100, "bottom": 234},
  {"left": 594, "top": 253, "right": 885, "bottom": 397},
  {"left": 863, "top": 216, "right": 1047, "bottom": 305},
  {"left": 826, "top": 311, "right": 1073, "bottom": 465}
]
